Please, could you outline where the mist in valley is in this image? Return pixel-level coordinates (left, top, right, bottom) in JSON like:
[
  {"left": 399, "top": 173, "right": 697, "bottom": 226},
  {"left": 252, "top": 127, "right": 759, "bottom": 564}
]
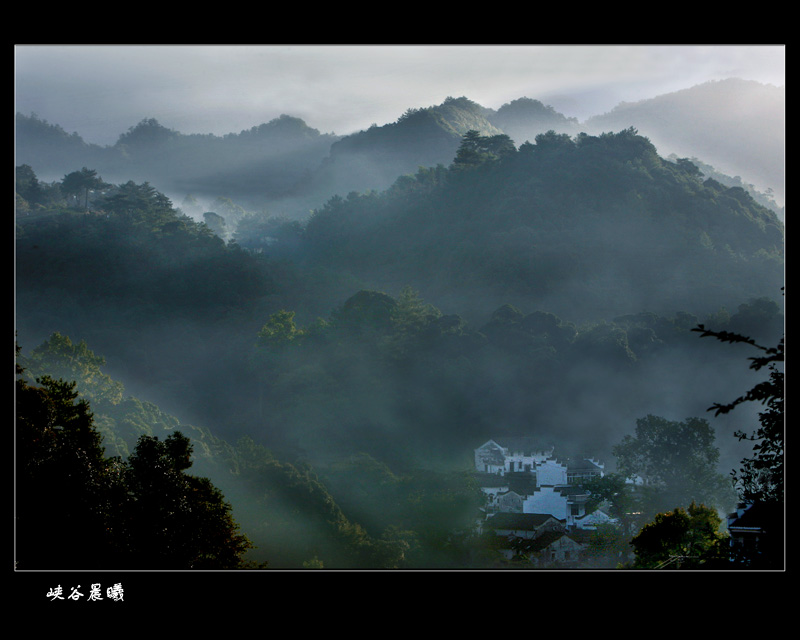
[{"left": 14, "top": 45, "right": 784, "bottom": 572}]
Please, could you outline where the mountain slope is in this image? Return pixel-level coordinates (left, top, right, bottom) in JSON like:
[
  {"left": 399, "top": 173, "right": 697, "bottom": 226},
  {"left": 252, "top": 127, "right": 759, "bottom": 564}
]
[{"left": 585, "top": 79, "right": 785, "bottom": 203}]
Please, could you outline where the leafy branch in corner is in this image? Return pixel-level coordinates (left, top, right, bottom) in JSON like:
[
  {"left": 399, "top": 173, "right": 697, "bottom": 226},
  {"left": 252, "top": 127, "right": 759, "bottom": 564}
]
[
  {"left": 691, "top": 292, "right": 783, "bottom": 506},
  {"left": 691, "top": 326, "right": 783, "bottom": 416}
]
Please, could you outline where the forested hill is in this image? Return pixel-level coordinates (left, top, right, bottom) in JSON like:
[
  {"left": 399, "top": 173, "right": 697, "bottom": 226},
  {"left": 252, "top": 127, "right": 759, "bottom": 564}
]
[
  {"left": 304, "top": 96, "right": 585, "bottom": 201},
  {"left": 306, "top": 96, "right": 503, "bottom": 198},
  {"left": 298, "top": 128, "right": 784, "bottom": 324},
  {"left": 17, "top": 333, "right": 477, "bottom": 569}
]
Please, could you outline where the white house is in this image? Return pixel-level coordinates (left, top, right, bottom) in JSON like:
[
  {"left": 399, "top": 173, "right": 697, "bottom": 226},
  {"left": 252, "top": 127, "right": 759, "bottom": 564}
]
[{"left": 474, "top": 438, "right": 555, "bottom": 475}]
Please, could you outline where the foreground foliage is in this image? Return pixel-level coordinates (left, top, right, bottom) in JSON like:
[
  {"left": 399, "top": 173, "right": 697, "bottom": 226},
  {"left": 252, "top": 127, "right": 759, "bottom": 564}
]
[
  {"left": 629, "top": 502, "right": 728, "bottom": 569},
  {"left": 693, "top": 322, "right": 784, "bottom": 505},
  {"left": 692, "top": 318, "right": 784, "bottom": 568},
  {"left": 15, "top": 353, "right": 253, "bottom": 569},
  {"left": 613, "top": 415, "right": 736, "bottom": 519}
]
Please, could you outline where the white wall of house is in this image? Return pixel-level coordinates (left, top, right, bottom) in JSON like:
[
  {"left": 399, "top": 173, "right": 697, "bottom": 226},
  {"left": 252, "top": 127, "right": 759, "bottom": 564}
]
[
  {"left": 523, "top": 487, "right": 569, "bottom": 521},
  {"left": 536, "top": 459, "right": 568, "bottom": 485},
  {"left": 474, "top": 441, "right": 505, "bottom": 474},
  {"left": 475, "top": 440, "right": 601, "bottom": 531}
]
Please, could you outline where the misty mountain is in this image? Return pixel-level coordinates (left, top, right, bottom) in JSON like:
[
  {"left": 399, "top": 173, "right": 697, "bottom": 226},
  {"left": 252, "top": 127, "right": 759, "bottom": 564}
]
[
  {"left": 666, "top": 153, "right": 784, "bottom": 218},
  {"left": 15, "top": 112, "right": 340, "bottom": 208},
  {"left": 111, "top": 115, "right": 339, "bottom": 201},
  {"left": 487, "top": 96, "right": 582, "bottom": 144},
  {"left": 305, "top": 96, "right": 503, "bottom": 197},
  {"left": 16, "top": 80, "right": 783, "bottom": 219},
  {"left": 584, "top": 79, "right": 785, "bottom": 205},
  {"left": 17, "top": 97, "right": 513, "bottom": 212},
  {"left": 307, "top": 96, "right": 587, "bottom": 201},
  {"left": 14, "top": 112, "right": 115, "bottom": 176}
]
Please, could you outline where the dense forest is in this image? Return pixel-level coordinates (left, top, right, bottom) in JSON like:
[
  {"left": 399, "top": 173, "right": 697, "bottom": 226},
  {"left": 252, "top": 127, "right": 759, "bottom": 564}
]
[{"left": 15, "top": 82, "right": 784, "bottom": 570}]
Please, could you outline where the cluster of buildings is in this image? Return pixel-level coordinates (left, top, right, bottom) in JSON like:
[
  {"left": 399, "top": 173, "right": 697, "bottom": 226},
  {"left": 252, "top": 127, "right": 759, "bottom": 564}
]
[
  {"left": 473, "top": 437, "right": 614, "bottom": 567},
  {"left": 475, "top": 437, "right": 783, "bottom": 569}
]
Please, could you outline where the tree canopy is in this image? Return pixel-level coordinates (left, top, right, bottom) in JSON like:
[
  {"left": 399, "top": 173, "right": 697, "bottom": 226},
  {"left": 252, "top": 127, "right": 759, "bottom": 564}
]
[
  {"left": 61, "top": 167, "right": 108, "bottom": 209},
  {"left": 613, "top": 415, "right": 735, "bottom": 516},
  {"left": 629, "top": 502, "right": 728, "bottom": 569}
]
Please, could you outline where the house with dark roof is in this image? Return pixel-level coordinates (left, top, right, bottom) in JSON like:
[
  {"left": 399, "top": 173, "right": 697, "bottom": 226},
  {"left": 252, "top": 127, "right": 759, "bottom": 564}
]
[
  {"left": 482, "top": 512, "right": 565, "bottom": 539},
  {"left": 567, "top": 458, "right": 605, "bottom": 484},
  {"left": 480, "top": 513, "right": 588, "bottom": 566},
  {"left": 511, "top": 530, "right": 587, "bottom": 567},
  {"left": 726, "top": 502, "right": 784, "bottom": 568}
]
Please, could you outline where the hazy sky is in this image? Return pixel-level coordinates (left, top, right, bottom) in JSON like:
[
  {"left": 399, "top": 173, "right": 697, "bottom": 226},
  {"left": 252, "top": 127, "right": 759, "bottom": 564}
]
[{"left": 14, "top": 44, "right": 785, "bottom": 146}]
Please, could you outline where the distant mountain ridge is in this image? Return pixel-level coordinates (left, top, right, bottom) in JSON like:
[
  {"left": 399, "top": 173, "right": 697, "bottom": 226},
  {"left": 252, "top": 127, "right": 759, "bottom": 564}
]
[
  {"left": 15, "top": 112, "right": 340, "bottom": 206},
  {"left": 15, "top": 78, "right": 784, "bottom": 214},
  {"left": 489, "top": 96, "right": 582, "bottom": 142}
]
